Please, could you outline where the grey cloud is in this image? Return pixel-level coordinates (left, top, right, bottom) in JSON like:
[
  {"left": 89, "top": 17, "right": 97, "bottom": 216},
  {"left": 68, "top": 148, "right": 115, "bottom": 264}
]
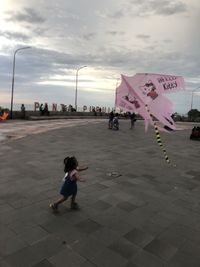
[
  {"left": 106, "top": 31, "right": 125, "bottom": 36},
  {"left": 129, "top": 0, "right": 187, "bottom": 16},
  {"left": 149, "top": 0, "right": 187, "bottom": 15},
  {"left": 82, "top": 33, "right": 96, "bottom": 40},
  {"left": 136, "top": 34, "right": 150, "bottom": 40},
  {"left": 6, "top": 8, "right": 45, "bottom": 24},
  {"left": 0, "top": 30, "right": 31, "bottom": 42},
  {"left": 110, "top": 10, "right": 125, "bottom": 19}
]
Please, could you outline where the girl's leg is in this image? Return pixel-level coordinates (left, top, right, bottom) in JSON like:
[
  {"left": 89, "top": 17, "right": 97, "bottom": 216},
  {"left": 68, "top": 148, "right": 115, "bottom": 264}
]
[
  {"left": 50, "top": 196, "right": 68, "bottom": 211},
  {"left": 54, "top": 196, "right": 68, "bottom": 206},
  {"left": 71, "top": 194, "right": 79, "bottom": 209}
]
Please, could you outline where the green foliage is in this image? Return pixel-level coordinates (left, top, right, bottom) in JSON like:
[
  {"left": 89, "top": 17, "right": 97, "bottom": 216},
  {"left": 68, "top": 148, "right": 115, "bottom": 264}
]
[{"left": 188, "top": 109, "right": 200, "bottom": 119}]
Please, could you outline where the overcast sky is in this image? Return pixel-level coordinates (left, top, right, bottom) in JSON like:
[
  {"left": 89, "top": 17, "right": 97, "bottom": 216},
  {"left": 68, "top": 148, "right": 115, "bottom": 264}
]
[{"left": 0, "top": 0, "right": 200, "bottom": 113}]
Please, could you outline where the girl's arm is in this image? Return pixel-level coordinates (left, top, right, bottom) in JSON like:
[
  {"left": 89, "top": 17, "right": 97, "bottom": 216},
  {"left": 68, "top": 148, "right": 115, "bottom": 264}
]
[{"left": 77, "top": 166, "right": 88, "bottom": 172}]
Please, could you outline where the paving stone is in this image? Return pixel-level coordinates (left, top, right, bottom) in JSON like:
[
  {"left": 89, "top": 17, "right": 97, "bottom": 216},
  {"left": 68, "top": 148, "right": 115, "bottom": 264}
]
[
  {"left": 131, "top": 250, "right": 167, "bottom": 267},
  {"left": 169, "top": 250, "right": 200, "bottom": 267},
  {"left": 49, "top": 247, "right": 86, "bottom": 267},
  {"left": 0, "top": 227, "right": 27, "bottom": 257},
  {"left": 72, "top": 236, "right": 105, "bottom": 261},
  {"left": 138, "top": 220, "right": 166, "bottom": 236},
  {"left": 94, "top": 208, "right": 134, "bottom": 235},
  {"left": 117, "top": 201, "right": 138, "bottom": 212},
  {"left": 0, "top": 203, "right": 15, "bottom": 214},
  {"left": 17, "top": 225, "right": 49, "bottom": 245},
  {"left": 80, "top": 261, "right": 97, "bottom": 267},
  {"left": 149, "top": 213, "right": 175, "bottom": 229},
  {"left": 144, "top": 238, "right": 178, "bottom": 261},
  {"left": 90, "top": 248, "right": 128, "bottom": 267},
  {"left": 4, "top": 246, "right": 42, "bottom": 267},
  {"left": 0, "top": 260, "right": 13, "bottom": 267},
  {"left": 91, "top": 226, "right": 121, "bottom": 246},
  {"left": 178, "top": 239, "right": 200, "bottom": 260},
  {"left": 124, "top": 228, "right": 154, "bottom": 248},
  {"left": 157, "top": 224, "right": 191, "bottom": 247},
  {"left": 32, "top": 259, "right": 55, "bottom": 267},
  {"left": 75, "top": 219, "right": 102, "bottom": 234},
  {"left": 124, "top": 262, "right": 138, "bottom": 267},
  {"left": 109, "top": 237, "right": 141, "bottom": 259},
  {"left": 89, "top": 199, "right": 112, "bottom": 211}
]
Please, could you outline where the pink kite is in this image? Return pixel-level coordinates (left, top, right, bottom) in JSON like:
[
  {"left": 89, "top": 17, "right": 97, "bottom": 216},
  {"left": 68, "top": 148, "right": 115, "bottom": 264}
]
[{"left": 116, "top": 73, "right": 185, "bottom": 131}]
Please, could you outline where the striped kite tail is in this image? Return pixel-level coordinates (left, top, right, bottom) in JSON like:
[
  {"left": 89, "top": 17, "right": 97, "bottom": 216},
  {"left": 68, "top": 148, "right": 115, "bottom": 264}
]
[{"left": 145, "top": 104, "right": 170, "bottom": 164}]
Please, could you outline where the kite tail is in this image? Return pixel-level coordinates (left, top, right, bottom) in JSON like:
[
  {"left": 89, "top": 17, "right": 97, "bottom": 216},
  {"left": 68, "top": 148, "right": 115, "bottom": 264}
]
[
  {"left": 145, "top": 104, "right": 170, "bottom": 164},
  {"left": 153, "top": 121, "right": 170, "bottom": 164}
]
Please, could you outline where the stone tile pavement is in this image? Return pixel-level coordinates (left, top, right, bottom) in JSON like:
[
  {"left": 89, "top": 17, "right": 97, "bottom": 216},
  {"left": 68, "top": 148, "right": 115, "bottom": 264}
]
[{"left": 0, "top": 119, "right": 200, "bottom": 267}]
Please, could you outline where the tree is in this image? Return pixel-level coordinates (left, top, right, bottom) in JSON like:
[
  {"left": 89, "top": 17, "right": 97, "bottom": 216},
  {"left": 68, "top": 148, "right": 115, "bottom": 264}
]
[{"left": 188, "top": 109, "right": 200, "bottom": 120}]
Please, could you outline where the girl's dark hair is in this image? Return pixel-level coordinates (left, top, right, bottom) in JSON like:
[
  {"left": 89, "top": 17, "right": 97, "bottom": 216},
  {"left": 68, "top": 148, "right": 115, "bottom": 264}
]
[{"left": 64, "top": 156, "right": 78, "bottom": 173}]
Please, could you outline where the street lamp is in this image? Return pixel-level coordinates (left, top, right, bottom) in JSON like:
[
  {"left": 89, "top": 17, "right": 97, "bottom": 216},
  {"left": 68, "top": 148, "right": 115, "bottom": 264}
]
[
  {"left": 75, "top": 65, "right": 87, "bottom": 111},
  {"left": 10, "top": 46, "right": 31, "bottom": 119},
  {"left": 190, "top": 86, "right": 200, "bottom": 110}
]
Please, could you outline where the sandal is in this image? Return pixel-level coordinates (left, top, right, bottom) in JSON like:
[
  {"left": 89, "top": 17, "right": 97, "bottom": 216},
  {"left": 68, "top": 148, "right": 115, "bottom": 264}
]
[{"left": 50, "top": 203, "right": 58, "bottom": 212}]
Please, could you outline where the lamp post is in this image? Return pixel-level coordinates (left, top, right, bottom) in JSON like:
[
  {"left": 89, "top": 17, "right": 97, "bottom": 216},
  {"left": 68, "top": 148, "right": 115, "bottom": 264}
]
[
  {"left": 75, "top": 65, "right": 87, "bottom": 111},
  {"left": 190, "top": 86, "right": 200, "bottom": 110},
  {"left": 10, "top": 46, "right": 31, "bottom": 119}
]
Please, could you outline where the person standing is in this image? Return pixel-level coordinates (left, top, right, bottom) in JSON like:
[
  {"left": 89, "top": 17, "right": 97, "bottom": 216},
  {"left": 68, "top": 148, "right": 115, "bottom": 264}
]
[
  {"left": 129, "top": 112, "right": 136, "bottom": 129},
  {"left": 108, "top": 111, "right": 114, "bottom": 129},
  {"left": 39, "top": 103, "right": 44, "bottom": 115},
  {"left": 21, "top": 104, "right": 26, "bottom": 119}
]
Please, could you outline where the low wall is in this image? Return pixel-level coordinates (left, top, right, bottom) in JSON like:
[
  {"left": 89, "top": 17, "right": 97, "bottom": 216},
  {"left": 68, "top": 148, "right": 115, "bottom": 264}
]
[{"left": 11, "top": 111, "right": 108, "bottom": 120}]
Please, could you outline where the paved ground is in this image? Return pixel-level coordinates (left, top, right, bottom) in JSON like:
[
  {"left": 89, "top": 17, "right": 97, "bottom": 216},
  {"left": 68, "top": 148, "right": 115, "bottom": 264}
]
[{"left": 0, "top": 119, "right": 200, "bottom": 267}]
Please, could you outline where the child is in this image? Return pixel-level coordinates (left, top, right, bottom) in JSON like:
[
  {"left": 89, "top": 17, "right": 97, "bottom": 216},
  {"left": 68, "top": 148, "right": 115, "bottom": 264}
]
[{"left": 50, "top": 156, "right": 88, "bottom": 211}]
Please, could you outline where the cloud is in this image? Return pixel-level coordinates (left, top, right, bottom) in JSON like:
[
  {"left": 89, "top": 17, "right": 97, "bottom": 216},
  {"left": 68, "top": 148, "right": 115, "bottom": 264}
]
[
  {"left": 106, "top": 31, "right": 125, "bottom": 36},
  {"left": 0, "top": 30, "right": 31, "bottom": 42},
  {"left": 149, "top": 0, "right": 187, "bottom": 15},
  {"left": 130, "top": 0, "right": 187, "bottom": 16},
  {"left": 110, "top": 10, "right": 125, "bottom": 18},
  {"left": 82, "top": 33, "right": 96, "bottom": 41},
  {"left": 6, "top": 8, "right": 45, "bottom": 24},
  {"left": 136, "top": 34, "right": 151, "bottom": 40}
]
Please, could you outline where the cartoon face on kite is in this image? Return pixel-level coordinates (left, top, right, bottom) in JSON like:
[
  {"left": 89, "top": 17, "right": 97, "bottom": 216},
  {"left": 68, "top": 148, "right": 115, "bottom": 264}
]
[
  {"left": 141, "top": 80, "right": 158, "bottom": 100},
  {"left": 123, "top": 95, "right": 140, "bottom": 109}
]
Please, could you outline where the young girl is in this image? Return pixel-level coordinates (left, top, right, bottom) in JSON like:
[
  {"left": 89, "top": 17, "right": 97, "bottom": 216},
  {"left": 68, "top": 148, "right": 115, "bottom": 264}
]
[{"left": 50, "top": 156, "right": 88, "bottom": 211}]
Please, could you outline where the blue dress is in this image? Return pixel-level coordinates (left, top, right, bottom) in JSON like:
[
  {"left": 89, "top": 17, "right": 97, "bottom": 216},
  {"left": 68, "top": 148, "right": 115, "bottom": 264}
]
[{"left": 60, "top": 170, "right": 77, "bottom": 197}]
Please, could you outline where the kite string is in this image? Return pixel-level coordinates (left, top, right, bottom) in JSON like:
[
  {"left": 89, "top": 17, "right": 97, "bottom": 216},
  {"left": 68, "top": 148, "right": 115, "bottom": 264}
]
[{"left": 145, "top": 104, "right": 170, "bottom": 164}]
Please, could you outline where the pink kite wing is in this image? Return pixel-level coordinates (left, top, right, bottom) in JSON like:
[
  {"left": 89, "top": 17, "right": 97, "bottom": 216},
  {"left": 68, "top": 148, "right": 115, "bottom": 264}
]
[
  {"left": 116, "top": 75, "right": 153, "bottom": 130},
  {"left": 115, "top": 73, "right": 185, "bottom": 131}
]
